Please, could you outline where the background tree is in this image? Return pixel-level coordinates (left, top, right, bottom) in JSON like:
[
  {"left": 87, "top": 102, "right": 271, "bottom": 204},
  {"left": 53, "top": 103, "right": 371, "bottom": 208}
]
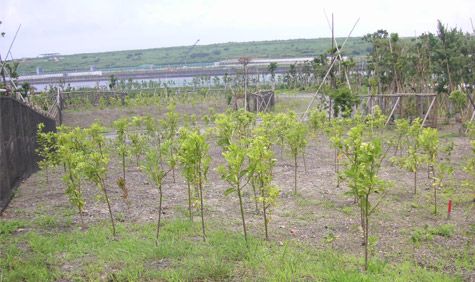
[{"left": 267, "top": 62, "right": 278, "bottom": 90}]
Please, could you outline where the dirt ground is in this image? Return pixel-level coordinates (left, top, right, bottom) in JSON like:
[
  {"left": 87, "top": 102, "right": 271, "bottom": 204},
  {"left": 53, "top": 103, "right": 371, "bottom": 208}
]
[{"left": 2, "top": 101, "right": 475, "bottom": 280}]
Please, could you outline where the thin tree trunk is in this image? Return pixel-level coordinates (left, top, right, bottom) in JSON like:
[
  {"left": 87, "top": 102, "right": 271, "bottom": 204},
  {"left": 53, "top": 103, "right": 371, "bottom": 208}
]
[
  {"left": 237, "top": 183, "right": 248, "bottom": 241},
  {"left": 187, "top": 181, "right": 193, "bottom": 221},
  {"left": 45, "top": 167, "right": 49, "bottom": 186},
  {"left": 199, "top": 173, "right": 206, "bottom": 241},
  {"left": 414, "top": 171, "right": 417, "bottom": 194},
  {"left": 336, "top": 149, "right": 340, "bottom": 188},
  {"left": 263, "top": 199, "right": 269, "bottom": 241},
  {"left": 78, "top": 208, "right": 84, "bottom": 226},
  {"left": 101, "top": 180, "right": 116, "bottom": 236},
  {"left": 156, "top": 185, "right": 163, "bottom": 245},
  {"left": 122, "top": 153, "right": 126, "bottom": 181},
  {"left": 364, "top": 196, "right": 369, "bottom": 271},
  {"left": 172, "top": 167, "right": 176, "bottom": 183},
  {"left": 251, "top": 179, "right": 259, "bottom": 214},
  {"left": 294, "top": 155, "right": 298, "bottom": 194}
]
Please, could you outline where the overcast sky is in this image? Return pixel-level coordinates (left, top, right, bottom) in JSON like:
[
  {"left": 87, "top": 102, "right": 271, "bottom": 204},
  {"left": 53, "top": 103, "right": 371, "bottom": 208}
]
[{"left": 1, "top": 0, "right": 474, "bottom": 58}]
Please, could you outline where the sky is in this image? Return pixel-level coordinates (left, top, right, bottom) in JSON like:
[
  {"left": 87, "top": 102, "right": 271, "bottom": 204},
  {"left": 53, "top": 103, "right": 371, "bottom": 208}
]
[{"left": 1, "top": 0, "right": 474, "bottom": 58}]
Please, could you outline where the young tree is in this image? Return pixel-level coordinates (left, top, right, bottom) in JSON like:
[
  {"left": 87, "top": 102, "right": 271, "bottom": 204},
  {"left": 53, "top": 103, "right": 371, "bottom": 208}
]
[
  {"left": 56, "top": 126, "right": 87, "bottom": 226},
  {"left": 327, "top": 118, "right": 345, "bottom": 187},
  {"left": 329, "top": 86, "right": 358, "bottom": 117},
  {"left": 128, "top": 116, "right": 146, "bottom": 167},
  {"left": 248, "top": 136, "right": 279, "bottom": 240},
  {"left": 177, "top": 128, "right": 195, "bottom": 221},
  {"left": 267, "top": 62, "right": 278, "bottom": 90},
  {"left": 112, "top": 117, "right": 130, "bottom": 206},
  {"left": 418, "top": 127, "right": 440, "bottom": 214},
  {"left": 464, "top": 137, "right": 475, "bottom": 202},
  {"left": 214, "top": 112, "right": 235, "bottom": 150},
  {"left": 341, "top": 126, "right": 388, "bottom": 271},
  {"left": 36, "top": 123, "right": 59, "bottom": 185},
  {"left": 162, "top": 105, "right": 179, "bottom": 182},
  {"left": 273, "top": 113, "right": 293, "bottom": 159},
  {"left": 83, "top": 123, "right": 116, "bottom": 236},
  {"left": 219, "top": 143, "right": 250, "bottom": 241},
  {"left": 179, "top": 130, "right": 210, "bottom": 241},
  {"left": 391, "top": 119, "right": 410, "bottom": 156},
  {"left": 143, "top": 141, "right": 170, "bottom": 245},
  {"left": 392, "top": 118, "right": 423, "bottom": 193},
  {"left": 285, "top": 120, "right": 308, "bottom": 194}
]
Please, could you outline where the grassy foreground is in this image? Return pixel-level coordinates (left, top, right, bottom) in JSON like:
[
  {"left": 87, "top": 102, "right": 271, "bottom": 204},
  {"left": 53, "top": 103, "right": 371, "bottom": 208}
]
[{"left": 0, "top": 218, "right": 457, "bottom": 281}]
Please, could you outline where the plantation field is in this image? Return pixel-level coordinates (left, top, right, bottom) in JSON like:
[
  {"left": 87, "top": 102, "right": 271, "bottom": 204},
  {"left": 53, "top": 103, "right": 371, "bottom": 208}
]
[{"left": 1, "top": 94, "right": 474, "bottom": 281}]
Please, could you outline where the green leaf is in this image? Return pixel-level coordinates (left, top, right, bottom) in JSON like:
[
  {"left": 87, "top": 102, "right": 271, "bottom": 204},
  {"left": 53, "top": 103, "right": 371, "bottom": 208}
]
[{"left": 224, "top": 187, "right": 236, "bottom": 196}]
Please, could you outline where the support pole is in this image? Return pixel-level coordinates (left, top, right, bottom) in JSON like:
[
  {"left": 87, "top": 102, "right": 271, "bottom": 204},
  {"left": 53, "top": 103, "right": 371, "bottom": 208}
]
[
  {"left": 422, "top": 96, "right": 436, "bottom": 127},
  {"left": 301, "top": 18, "right": 360, "bottom": 120},
  {"left": 385, "top": 96, "right": 400, "bottom": 126}
]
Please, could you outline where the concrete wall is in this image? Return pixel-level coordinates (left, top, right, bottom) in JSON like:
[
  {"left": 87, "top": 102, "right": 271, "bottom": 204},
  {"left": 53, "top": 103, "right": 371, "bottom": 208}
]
[{"left": 0, "top": 97, "right": 56, "bottom": 210}]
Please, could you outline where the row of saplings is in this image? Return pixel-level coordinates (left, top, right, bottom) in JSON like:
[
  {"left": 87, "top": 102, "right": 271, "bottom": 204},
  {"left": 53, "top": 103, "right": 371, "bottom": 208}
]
[{"left": 36, "top": 105, "right": 475, "bottom": 271}]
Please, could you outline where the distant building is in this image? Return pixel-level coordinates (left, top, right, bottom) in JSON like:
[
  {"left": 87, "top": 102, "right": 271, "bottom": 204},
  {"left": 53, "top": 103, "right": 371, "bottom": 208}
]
[
  {"left": 39, "top": 53, "right": 61, "bottom": 62},
  {"left": 39, "top": 53, "right": 60, "bottom": 58}
]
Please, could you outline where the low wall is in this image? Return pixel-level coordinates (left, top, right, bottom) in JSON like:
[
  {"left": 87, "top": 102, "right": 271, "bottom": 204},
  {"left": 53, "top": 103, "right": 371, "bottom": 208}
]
[{"left": 0, "top": 96, "right": 56, "bottom": 211}]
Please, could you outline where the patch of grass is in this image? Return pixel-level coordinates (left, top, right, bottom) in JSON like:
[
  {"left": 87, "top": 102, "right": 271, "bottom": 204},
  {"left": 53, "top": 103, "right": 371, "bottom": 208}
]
[
  {"left": 35, "top": 215, "right": 59, "bottom": 228},
  {"left": 411, "top": 224, "right": 455, "bottom": 243},
  {"left": 321, "top": 199, "right": 336, "bottom": 209},
  {"left": 0, "top": 219, "right": 460, "bottom": 281},
  {"left": 294, "top": 194, "right": 319, "bottom": 207},
  {"left": 431, "top": 224, "right": 455, "bottom": 237},
  {"left": 0, "top": 220, "right": 26, "bottom": 236},
  {"left": 340, "top": 206, "right": 354, "bottom": 215}
]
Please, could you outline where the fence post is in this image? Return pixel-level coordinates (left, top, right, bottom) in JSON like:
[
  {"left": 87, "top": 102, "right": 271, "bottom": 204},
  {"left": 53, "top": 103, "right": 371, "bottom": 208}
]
[{"left": 56, "top": 89, "right": 62, "bottom": 126}]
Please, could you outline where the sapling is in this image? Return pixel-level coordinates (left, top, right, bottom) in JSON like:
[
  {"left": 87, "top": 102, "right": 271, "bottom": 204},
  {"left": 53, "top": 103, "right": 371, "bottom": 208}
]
[
  {"left": 431, "top": 162, "right": 454, "bottom": 214},
  {"left": 36, "top": 123, "right": 59, "bottom": 185},
  {"left": 162, "top": 105, "right": 179, "bottom": 182},
  {"left": 219, "top": 143, "right": 250, "bottom": 241},
  {"left": 285, "top": 120, "right": 308, "bottom": 194},
  {"left": 177, "top": 128, "right": 195, "bottom": 221},
  {"left": 418, "top": 127, "right": 440, "bottom": 214},
  {"left": 274, "top": 113, "right": 293, "bottom": 159},
  {"left": 233, "top": 109, "right": 256, "bottom": 143},
  {"left": 393, "top": 118, "right": 423, "bottom": 193},
  {"left": 308, "top": 108, "right": 327, "bottom": 139},
  {"left": 112, "top": 117, "right": 130, "bottom": 206},
  {"left": 342, "top": 132, "right": 388, "bottom": 271},
  {"left": 327, "top": 118, "right": 345, "bottom": 187},
  {"left": 306, "top": 110, "right": 327, "bottom": 169},
  {"left": 56, "top": 126, "right": 87, "bottom": 226},
  {"left": 248, "top": 136, "right": 279, "bottom": 240},
  {"left": 365, "top": 106, "right": 386, "bottom": 139},
  {"left": 214, "top": 112, "right": 234, "bottom": 150},
  {"left": 179, "top": 130, "right": 210, "bottom": 241},
  {"left": 83, "top": 123, "right": 116, "bottom": 236},
  {"left": 129, "top": 116, "right": 146, "bottom": 167},
  {"left": 143, "top": 143, "right": 170, "bottom": 245},
  {"left": 464, "top": 140, "right": 475, "bottom": 201},
  {"left": 340, "top": 124, "right": 364, "bottom": 204},
  {"left": 392, "top": 119, "right": 410, "bottom": 156}
]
